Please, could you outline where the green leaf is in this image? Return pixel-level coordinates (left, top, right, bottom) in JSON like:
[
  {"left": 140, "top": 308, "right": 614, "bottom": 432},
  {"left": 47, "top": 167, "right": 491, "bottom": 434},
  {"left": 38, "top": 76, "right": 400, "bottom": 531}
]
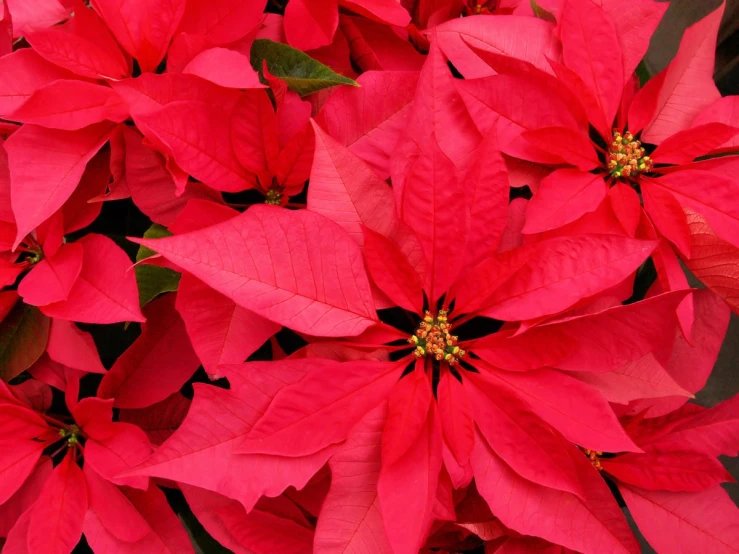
[
  {"left": 135, "top": 265, "right": 181, "bottom": 307},
  {"left": 135, "top": 224, "right": 180, "bottom": 307},
  {"left": 250, "top": 39, "right": 358, "bottom": 97},
  {"left": 530, "top": 0, "right": 557, "bottom": 22},
  {"left": 136, "top": 224, "right": 172, "bottom": 262},
  {"left": 0, "top": 300, "right": 50, "bottom": 382}
]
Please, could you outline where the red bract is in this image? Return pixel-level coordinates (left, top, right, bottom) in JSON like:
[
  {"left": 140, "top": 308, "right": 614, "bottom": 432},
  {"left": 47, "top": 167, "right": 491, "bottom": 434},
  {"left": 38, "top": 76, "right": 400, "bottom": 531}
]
[{"left": 1, "top": 0, "right": 738, "bottom": 553}]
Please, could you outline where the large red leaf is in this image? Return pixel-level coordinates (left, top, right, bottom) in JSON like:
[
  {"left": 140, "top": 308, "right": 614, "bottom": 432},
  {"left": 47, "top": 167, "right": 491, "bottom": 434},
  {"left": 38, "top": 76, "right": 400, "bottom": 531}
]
[
  {"left": 377, "top": 404, "right": 442, "bottom": 554},
  {"left": 5, "top": 0, "right": 68, "bottom": 37},
  {"left": 83, "top": 482, "right": 196, "bottom": 553},
  {"left": 177, "top": 0, "right": 265, "bottom": 44},
  {"left": 26, "top": 11, "right": 130, "bottom": 81},
  {"left": 122, "top": 127, "right": 223, "bottom": 226},
  {"left": 8, "top": 80, "right": 127, "bottom": 131},
  {"left": 655, "top": 170, "right": 739, "bottom": 246},
  {"left": 0, "top": 458, "right": 52, "bottom": 538},
  {"left": 656, "top": 395, "right": 739, "bottom": 457},
  {"left": 682, "top": 209, "right": 739, "bottom": 313},
  {"left": 523, "top": 169, "right": 607, "bottom": 234},
  {"left": 41, "top": 234, "right": 144, "bottom": 324},
  {"left": 467, "top": 373, "right": 584, "bottom": 499},
  {"left": 480, "top": 234, "right": 657, "bottom": 320},
  {"left": 572, "top": 353, "right": 691, "bottom": 405},
  {"left": 692, "top": 96, "right": 739, "bottom": 152},
  {"left": 127, "top": 361, "right": 338, "bottom": 511},
  {"left": 537, "top": 291, "right": 688, "bottom": 372},
  {"left": 314, "top": 404, "right": 392, "bottom": 554},
  {"left": 284, "top": 0, "right": 339, "bottom": 51},
  {"left": 315, "top": 70, "right": 419, "bottom": 178},
  {"left": 17, "top": 243, "right": 83, "bottom": 307},
  {"left": 132, "top": 205, "right": 378, "bottom": 337},
  {"left": 0, "top": 50, "right": 82, "bottom": 115},
  {"left": 0, "top": 439, "right": 46, "bottom": 505},
  {"left": 391, "top": 45, "right": 481, "bottom": 196},
  {"left": 520, "top": 126, "right": 600, "bottom": 170},
  {"left": 471, "top": 433, "right": 638, "bottom": 554},
  {"left": 45, "top": 318, "right": 105, "bottom": 374},
  {"left": 602, "top": 451, "right": 733, "bottom": 492},
  {"left": 477, "top": 365, "right": 640, "bottom": 453},
  {"left": 231, "top": 89, "right": 279, "bottom": 185},
  {"left": 641, "top": 181, "right": 691, "bottom": 257},
  {"left": 435, "top": 15, "right": 561, "bottom": 79},
  {"left": 621, "top": 484, "right": 739, "bottom": 553},
  {"left": 177, "top": 274, "right": 280, "bottom": 376},
  {"left": 641, "top": 3, "right": 725, "bottom": 143},
  {"left": 382, "top": 368, "right": 432, "bottom": 467},
  {"left": 27, "top": 451, "right": 88, "bottom": 554},
  {"left": 439, "top": 371, "right": 475, "bottom": 469},
  {"left": 651, "top": 123, "right": 739, "bottom": 165},
  {"left": 6, "top": 122, "right": 114, "bottom": 247},
  {"left": 136, "top": 100, "right": 254, "bottom": 193},
  {"left": 91, "top": 0, "right": 186, "bottom": 73},
  {"left": 183, "top": 48, "right": 264, "bottom": 90},
  {"left": 98, "top": 294, "right": 200, "bottom": 409},
  {"left": 397, "top": 135, "right": 468, "bottom": 302},
  {"left": 119, "top": 393, "right": 191, "bottom": 446},
  {"left": 238, "top": 360, "right": 399, "bottom": 457},
  {"left": 560, "top": 0, "right": 623, "bottom": 127}
]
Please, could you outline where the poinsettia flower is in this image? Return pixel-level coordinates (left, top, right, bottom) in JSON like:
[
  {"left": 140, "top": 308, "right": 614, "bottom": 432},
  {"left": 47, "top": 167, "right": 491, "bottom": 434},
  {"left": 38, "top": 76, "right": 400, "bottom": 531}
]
[
  {"left": 457, "top": 0, "right": 739, "bottom": 317},
  {"left": 0, "top": 378, "right": 199, "bottom": 554},
  {"left": 130, "top": 51, "right": 690, "bottom": 551},
  {"left": 571, "top": 396, "right": 739, "bottom": 552}
]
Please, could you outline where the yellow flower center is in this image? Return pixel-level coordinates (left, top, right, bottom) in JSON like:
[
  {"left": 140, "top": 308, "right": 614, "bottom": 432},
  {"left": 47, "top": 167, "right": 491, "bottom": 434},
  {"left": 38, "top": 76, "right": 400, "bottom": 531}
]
[
  {"left": 583, "top": 448, "right": 603, "bottom": 470},
  {"left": 408, "top": 310, "right": 466, "bottom": 366},
  {"left": 265, "top": 188, "right": 283, "bottom": 206},
  {"left": 607, "top": 130, "right": 652, "bottom": 179}
]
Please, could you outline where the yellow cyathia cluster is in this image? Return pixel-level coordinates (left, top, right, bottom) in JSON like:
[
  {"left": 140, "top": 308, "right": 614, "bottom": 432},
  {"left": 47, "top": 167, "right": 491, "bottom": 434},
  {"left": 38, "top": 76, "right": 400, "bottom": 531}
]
[
  {"left": 607, "top": 130, "right": 653, "bottom": 178},
  {"left": 409, "top": 310, "right": 466, "bottom": 366},
  {"left": 265, "top": 188, "right": 283, "bottom": 206},
  {"left": 584, "top": 448, "right": 603, "bottom": 470}
]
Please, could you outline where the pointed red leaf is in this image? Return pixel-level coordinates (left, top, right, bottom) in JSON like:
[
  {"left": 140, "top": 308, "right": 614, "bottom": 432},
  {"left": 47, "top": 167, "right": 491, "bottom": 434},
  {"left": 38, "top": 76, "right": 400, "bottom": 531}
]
[
  {"left": 471, "top": 433, "right": 639, "bottom": 554},
  {"left": 17, "top": 243, "right": 83, "bottom": 306},
  {"left": 523, "top": 169, "right": 607, "bottom": 234},
  {"left": 621, "top": 484, "right": 739, "bottom": 553},
  {"left": 314, "top": 404, "right": 392, "bottom": 554},
  {"left": 603, "top": 451, "right": 733, "bottom": 492},
  {"left": 641, "top": 4, "right": 725, "bottom": 143},
  {"left": 98, "top": 294, "right": 200, "bottom": 408},
  {"left": 692, "top": 96, "right": 739, "bottom": 152},
  {"left": 26, "top": 17, "right": 129, "bottom": 80},
  {"left": 5, "top": 0, "right": 68, "bottom": 37},
  {"left": 285, "top": 0, "right": 339, "bottom": 51},
  {"left": 41, "top": 234, "right": 144, "bottom": 324},
  {"left": 83, "top": 464, "right": 149, "bottom": 543},
  {"left": 183, "top": 48, "right": 264, "bottom": 89},
  {"left": 436, "top": 16, "right": 561, "bottom": 79},
  {"left": 126, "top": 360, "right": 337, "bottom": 511},
  {"left": 46, "top": 318, "right": 105, "bottom": 374},
  {"left": 479, "top": 364, "right": 640, "bottom": 453},
  {"left": 177, "top": 273, "right": 279, "bottom": 376},
  {"left": 231, "top": 89, "right": 279, "bottom": 185},
  {"left": 90, "top": 0, "right": 186, "bottom": 73},
  {"left": 363, "top": 227, "right": 424, "bottom": 313},
  {"left": 315, "top": 70, "right": 419, "bottom": 179},
  {"left": 573, "top": 353, "right": 691, "bottom": 405},
  {"left": 608, "top": 183, "right": 641, "bottom": 236},
  {"left": 6, "top": 122, "right": 114, "bottom": 248},
  {"left": 27, "top": 451, "right": 88, "bottom": 554},
  {"left": 659, "top": 395, "right": 739, "bottom": 457},
  {"left": 641, "top": 181, "right": 691, "bottom": 257},
  {"left": 652, "top": 123, "right": 739, "bottom": 164},
  {"left": 132, "top": 205, "right": 378, "bottom": 337},
  {"left": 0, "top": 458, "right": 52, "bottom": 538},
  {"left": 481, "top": 235, "right": 657, "bottom": 320},
  {"left": 136, "top": 100, "right": 254, "bottom": 193},
  {"left": 0, "top": 440, "right": 46, "bottom": 505},
  {"left": 239, "top": 360, "right": 399, "bottom": 457},
  {"left": 0, "top": 50, "right": 82, "bottom": 115},
  {"left": 521, "top": 126, "right": 600, "bottom": 170},
  {"left": 468, "top": 372, "right": 585, "bottom": 498},
  {"left": 382, "top": 368, "right": 432, "bottom": 467},
  {"left": 437, "top": 370, "right": 474, "bottom": 467},
  {"left": 8, "top": 80, "right": 127, "bottom": 130},
  {"left": 682, "top": 209, "right": 739, "bottom": 313},
  {"left": 177, "top": 0, "right": 266, "bottom": 44},
  {"left": 119, "top": 393, "right": 191, "bottom": 446},
  {"left": 377, "top": 404, "right": 442, "bottom": 554},
  {"left": 560, "top": 0, "right": 623, "bottom": 127}
]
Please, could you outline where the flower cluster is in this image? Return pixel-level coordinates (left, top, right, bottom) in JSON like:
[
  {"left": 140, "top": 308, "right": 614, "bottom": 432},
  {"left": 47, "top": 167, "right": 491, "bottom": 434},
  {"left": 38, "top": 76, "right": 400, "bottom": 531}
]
[{"left": 0, "top": 0, "right": 738, "bottom": 553}]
